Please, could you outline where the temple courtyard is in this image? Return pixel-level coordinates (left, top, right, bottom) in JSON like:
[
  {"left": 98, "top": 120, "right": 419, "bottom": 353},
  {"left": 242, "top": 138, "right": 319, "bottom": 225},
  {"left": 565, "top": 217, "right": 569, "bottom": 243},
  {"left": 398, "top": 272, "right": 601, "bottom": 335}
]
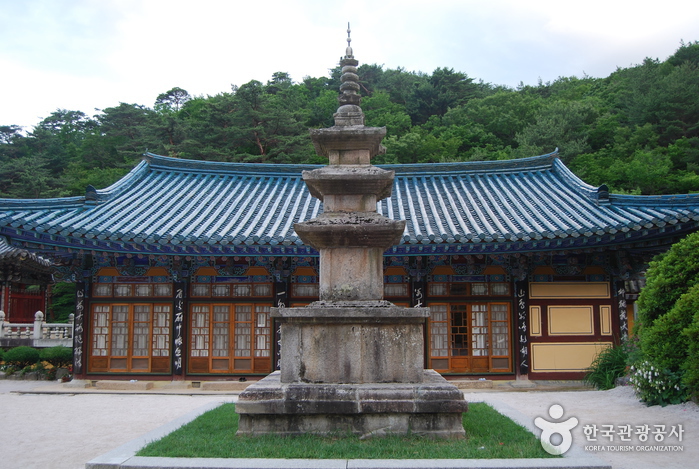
[{"left": 0, "top": 379, "right": 697, "bottom": 469}]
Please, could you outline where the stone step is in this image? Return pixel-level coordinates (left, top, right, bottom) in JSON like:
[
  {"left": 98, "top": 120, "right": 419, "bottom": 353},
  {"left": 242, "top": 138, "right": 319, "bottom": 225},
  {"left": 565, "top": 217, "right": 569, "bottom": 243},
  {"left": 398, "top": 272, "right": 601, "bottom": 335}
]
[
  {"left": 199, "top": 380, "right": 253, "bottom": 391},
  {"left": 450, "top": 379, "right": 494, "bottom": 389},
  {"left": 93, "top": 380, "right": 153, "bottom": 391}
]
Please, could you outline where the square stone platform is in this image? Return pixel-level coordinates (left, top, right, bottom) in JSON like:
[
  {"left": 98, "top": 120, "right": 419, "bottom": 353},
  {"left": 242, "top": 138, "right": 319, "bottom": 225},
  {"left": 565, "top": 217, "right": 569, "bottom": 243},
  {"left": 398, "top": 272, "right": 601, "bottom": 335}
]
[{"left": 236, "top": 370, "right": 468, "bottom": 439}]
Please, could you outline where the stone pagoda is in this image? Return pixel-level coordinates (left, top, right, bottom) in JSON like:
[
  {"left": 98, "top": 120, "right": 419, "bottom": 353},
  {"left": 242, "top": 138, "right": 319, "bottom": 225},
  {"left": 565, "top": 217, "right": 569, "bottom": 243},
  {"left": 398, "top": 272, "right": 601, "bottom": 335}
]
[{"left": 236, "top": 27, "right": 467, "bottom": 438}]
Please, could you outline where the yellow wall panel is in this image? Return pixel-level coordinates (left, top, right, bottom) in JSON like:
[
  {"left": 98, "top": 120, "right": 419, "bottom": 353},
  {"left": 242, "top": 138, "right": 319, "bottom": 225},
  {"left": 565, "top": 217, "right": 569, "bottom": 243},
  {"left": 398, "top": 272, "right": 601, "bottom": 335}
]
[
  {"left": 530, "top": 306, "right": 542, "bottom": 336},
  {"left": 531, "top": 342, "right": 611, "bottom": 372},
  {"left": 600, "top": 305, "right": 612, "bottom": 335},
  {"left": 96, "top": 267, "right": 120, "bottom": 276},
  {"left": 548, "top": 306, "right": 594, "bottom": 335},
  {"left": 530, "top": 282, "right": 610, "bottom": 299}
]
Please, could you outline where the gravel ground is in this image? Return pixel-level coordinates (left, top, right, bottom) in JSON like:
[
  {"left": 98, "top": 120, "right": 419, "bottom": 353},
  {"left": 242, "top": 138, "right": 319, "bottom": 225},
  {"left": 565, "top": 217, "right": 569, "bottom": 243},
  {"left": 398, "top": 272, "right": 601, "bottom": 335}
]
[
  {"left": 0, "top": 381, "right": 232, "bottom": 469},
  {"left": 0, "top": 380, "right": 696, "bottom": 469},
  {"left": 467, "top": 386, "right": 699, "bottom": 469}
]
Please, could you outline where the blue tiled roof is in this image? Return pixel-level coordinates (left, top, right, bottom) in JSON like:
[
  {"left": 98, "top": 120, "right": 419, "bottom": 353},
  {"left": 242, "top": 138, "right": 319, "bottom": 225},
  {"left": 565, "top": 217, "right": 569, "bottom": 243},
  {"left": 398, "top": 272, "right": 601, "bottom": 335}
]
[{"left": 1, "top": 151, "right": 699, "bottom": 256}]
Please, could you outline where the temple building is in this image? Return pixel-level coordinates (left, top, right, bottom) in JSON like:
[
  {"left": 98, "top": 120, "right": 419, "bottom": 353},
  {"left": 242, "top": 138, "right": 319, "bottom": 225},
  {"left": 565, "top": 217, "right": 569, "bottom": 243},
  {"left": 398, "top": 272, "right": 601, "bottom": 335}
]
[
  {"left": 1, "top": 149, "right": 698, "bottom": 381},
  {"left": 0, "top": 236, "right": 53, "bottom": 322}
]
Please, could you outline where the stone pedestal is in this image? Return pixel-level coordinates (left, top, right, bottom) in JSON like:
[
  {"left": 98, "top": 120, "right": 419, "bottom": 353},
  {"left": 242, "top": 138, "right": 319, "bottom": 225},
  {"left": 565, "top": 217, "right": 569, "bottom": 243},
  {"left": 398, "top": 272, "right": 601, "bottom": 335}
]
[
  {"left": 275, "top": 304, "right": 429, "bottom": 384},
  {"left": 236, "top": 303, "right": 467, "bottom": 438},
  {"left": 237, "top": 370, "right": 466, "bottom": 438}
]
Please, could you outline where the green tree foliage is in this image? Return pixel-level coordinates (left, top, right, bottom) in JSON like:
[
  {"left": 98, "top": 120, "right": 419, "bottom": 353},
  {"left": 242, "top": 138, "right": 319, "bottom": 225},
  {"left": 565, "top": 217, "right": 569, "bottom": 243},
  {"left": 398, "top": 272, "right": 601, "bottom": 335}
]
[
  {"left": 155, "top": 87, "right": 191, "bottom": 113},
  {"left": 362, "top": 91, "right": 411, "bottom": 137},
  {"left": 452, "top": 90, "right": 543, "bottom": 148},
  {"left": 1, "top": 42, "right": 699, "bottom": 197},
  {"left": 306, "top": 89, "right": 338, "bottom": 129},
  {"left": 48, "top": 282, "right": 77, "bottom": 322},
  {"left": 405, "top": 68, "right": 478, "bottom": 125},
  {"left": 666, "top": 40, "right": 699, "bottom": 66},
  {"left": 97, "top": 103, "right": 160, "bottom": 160},
  {"left": 224, "top": 79, "right": 313, "bottom": 163},
  {"left": 514, "top": 99, "right": 602, "bottom": 162},
  {"left": 381, "top": 127, "right": 462, "bottom": 164}
]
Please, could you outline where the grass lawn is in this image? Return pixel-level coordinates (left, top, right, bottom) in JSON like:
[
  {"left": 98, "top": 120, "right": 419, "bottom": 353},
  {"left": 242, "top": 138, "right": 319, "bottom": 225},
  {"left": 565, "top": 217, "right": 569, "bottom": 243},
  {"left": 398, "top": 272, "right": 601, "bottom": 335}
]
[{"left": 137, "top": 403, "right": 557, "bottom": 459}]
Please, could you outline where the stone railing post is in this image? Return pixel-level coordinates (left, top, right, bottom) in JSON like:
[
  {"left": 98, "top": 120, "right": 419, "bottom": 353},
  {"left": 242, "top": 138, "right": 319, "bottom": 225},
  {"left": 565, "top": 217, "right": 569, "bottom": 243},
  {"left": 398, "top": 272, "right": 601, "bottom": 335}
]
[
  {"left": 68, "top": 313, "right": 75, "bottom": 338},
  {"left": 33, "top": 311, "right": 44, "bottom": 340},
  {"left": 0, "top": 310, "right": 5, "bottom": 338}
]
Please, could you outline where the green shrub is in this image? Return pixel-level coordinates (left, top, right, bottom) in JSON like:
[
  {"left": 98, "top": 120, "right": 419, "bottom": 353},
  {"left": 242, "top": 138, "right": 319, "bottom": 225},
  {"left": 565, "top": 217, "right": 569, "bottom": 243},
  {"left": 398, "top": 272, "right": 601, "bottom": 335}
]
[
  {"left": 634, "top": 232, "right": 699, "bottom": 405},
  {"left": 584, "top": 343, "right": 629, "bottom": 390},
  {"left": 637, "top": 232, "right": 699, "bottom": 325},
  {"left": 4, "top": 346, "right": 40, "bottom": 368},
  {"left": 682, "top": 311, "right": 699, "bottom": 399},
  {"left": 0, "top": 348, "right": 4, "bottom": 362},
  {"left": 639, "top": 284, "right": 699, "bottom": 372},
  {"left": 629, "top": 360, "right": 688, "bottom": 406},
  {"left": 40, "top": 346, "right": 73, "bottom": 368}
]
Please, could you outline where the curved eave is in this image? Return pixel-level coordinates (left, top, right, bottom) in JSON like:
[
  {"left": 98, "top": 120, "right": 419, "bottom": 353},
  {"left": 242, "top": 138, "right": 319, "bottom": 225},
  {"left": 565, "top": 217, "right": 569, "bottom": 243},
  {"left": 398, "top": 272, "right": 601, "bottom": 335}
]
[
  {"left": 0, "top": 236, "right": 54, "bottom": 271},
  {"left": 5, "top": 219, "right": 698, "bottom": 258}
]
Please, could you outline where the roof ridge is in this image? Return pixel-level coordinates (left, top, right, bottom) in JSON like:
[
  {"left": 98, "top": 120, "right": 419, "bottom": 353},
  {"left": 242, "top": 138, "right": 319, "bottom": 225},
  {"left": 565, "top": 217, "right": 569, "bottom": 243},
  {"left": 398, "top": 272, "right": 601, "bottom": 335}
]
[
  {"left": 384, "top": 151, "right": 559, "bottom": 175},
  {"left": 95, "top": 159, "right": 151, "bottom": 200},
  {"left": 550, "top": 157, "right": 599, "bottom": 196},
  {"left": 142, "top": 150, "right": 561, "bottom": 176},
  {"left": 550, "top": 157, "right": 699, "bottom": 207},
  {"left": 611, "top": 192, "right": 699, "bottom": 206},
  {"left": 144, "top": 152, "right": 321, "bottom": 175}
]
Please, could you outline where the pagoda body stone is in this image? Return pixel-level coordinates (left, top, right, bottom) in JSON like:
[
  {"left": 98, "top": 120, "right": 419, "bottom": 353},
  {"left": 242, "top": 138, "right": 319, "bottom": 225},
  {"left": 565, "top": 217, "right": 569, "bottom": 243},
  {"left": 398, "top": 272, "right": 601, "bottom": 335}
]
[{"left": 236, "top": 32, "right": 467, "bottom": 438}]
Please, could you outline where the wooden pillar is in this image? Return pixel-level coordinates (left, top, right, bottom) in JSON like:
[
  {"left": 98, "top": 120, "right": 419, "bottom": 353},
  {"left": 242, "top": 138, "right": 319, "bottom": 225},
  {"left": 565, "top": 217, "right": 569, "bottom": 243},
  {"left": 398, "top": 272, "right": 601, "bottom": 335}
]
[
  {"left": 172, "top": 281, "right": 186, "bottom": 380},
  {"left": 0, "top": 281, "right": 7, "bottom": 318},
  {"left": 616, "top": 280, "right": 628, "bottom": 341},
  {"left": 514, "top": 280, "right": 530, "bottom": 378},
  {"left": 73, "top": 281, "right": 87, "bottom": 378}
]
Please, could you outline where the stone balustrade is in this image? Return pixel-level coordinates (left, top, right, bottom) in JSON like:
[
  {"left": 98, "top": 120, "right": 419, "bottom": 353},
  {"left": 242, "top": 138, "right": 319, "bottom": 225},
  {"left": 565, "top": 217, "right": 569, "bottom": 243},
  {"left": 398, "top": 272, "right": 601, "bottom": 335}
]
[{"left": 0, "top": 310, "right": 74, "bottom": 348}]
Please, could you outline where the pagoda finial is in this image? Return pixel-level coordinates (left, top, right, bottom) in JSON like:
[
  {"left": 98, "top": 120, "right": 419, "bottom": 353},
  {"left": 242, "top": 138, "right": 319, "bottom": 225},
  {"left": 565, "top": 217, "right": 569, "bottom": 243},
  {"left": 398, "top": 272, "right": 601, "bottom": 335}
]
[
  {"left": 345, "top": 22, "right": 353, "bottom": 58},
  {"left": 337, "top": 22, "right": 361, "bottom": 113}
]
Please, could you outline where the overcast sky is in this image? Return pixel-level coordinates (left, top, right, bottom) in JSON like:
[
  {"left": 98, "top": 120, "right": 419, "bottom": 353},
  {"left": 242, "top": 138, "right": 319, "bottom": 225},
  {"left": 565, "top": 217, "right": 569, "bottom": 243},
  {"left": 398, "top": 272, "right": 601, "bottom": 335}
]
[{"left": 2, "top": 0, "right": 698, "bottom": 131}]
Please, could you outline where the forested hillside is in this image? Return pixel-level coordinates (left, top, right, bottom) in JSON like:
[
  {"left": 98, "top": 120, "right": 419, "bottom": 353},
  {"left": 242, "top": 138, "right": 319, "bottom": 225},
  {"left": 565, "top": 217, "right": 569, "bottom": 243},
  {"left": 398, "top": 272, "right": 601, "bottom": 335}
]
[{"left": 1, "top": 41, "right": 698, "bottom": 199}]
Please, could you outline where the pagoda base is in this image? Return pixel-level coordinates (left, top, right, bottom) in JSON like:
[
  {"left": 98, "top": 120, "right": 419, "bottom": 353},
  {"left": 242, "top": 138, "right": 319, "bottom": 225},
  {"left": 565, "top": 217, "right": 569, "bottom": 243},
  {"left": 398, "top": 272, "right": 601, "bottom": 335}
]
[
  {"left": 236, "top": 370, "right": 467, "bottom": 439},
  {"left": 273, "top": 303, "right": 430, "bottom": 384}
]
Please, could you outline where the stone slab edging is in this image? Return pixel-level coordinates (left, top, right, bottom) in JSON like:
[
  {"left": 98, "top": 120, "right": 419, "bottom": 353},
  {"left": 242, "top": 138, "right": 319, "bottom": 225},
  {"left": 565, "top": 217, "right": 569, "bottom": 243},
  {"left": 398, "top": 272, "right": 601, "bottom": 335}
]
[{"left": 85, "top": 400, "right": 610, "bottom": 469}]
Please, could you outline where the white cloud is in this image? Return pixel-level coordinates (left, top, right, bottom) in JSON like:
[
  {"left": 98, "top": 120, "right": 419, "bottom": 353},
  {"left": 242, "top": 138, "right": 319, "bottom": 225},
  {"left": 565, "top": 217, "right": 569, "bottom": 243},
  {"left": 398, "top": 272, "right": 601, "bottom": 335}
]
[{"left": 1, "top": 0, "right": 698, "bottom": 130}]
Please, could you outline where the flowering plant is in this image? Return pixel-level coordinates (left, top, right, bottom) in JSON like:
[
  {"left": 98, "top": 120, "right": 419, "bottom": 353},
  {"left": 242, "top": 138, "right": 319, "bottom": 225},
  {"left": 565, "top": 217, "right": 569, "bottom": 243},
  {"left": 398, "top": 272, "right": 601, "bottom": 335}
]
[
  {"left": 61, "top": 364, "right": 73, "bottom": 382},
  {"left": 629, "top": 360, "right": 688, "bottom": 406}
]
